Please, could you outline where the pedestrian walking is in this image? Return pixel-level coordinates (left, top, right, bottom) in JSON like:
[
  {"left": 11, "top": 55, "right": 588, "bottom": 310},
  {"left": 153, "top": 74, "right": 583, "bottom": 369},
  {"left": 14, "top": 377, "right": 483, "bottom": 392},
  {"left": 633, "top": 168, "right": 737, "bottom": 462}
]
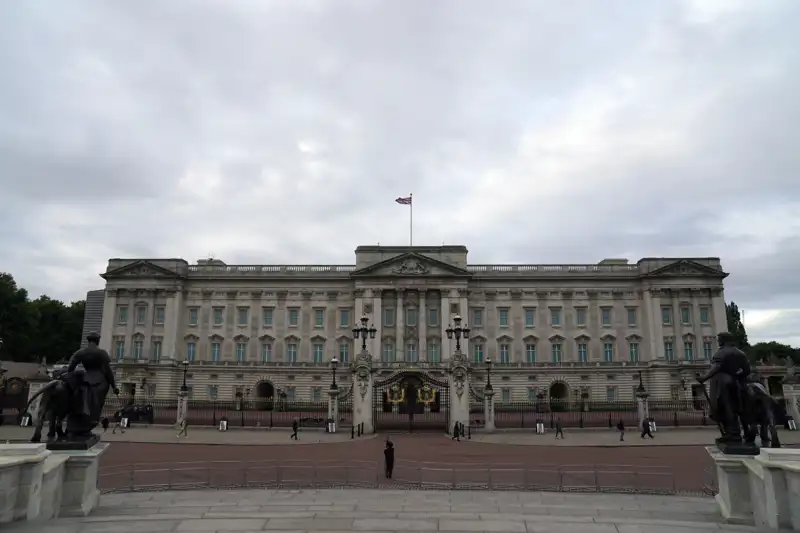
[
  {"left": 291, "top": 419, "right": 299, "bottom": 440},
  {"left": 452, "top": 421, "right": 460, "bottom": 441},
  {"left": 112, "top": 411, "right": 125, "bottom": 434},
  {"left": 384, "top": 440, "right": 395, "bottom": 479},
  {"left": 554, "top": 418, "right": 564, "bottom": 439},
  {"left": 101, "top": 417, "right": 109, "bottom": 433},
  {"left": 641, "top": 418, "right": 654, "bottom": 439},
  {"left": 177, "top": 419, "right": 188, "bottom": 439},
  {"left": 617, "top": 419, "right": 625, "bottom": 441}
]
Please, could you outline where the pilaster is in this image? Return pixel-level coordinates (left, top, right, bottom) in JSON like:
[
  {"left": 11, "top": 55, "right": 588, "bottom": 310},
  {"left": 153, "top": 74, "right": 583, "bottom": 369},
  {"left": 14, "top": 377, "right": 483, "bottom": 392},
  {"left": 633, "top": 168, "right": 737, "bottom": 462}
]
[
  {"left": 396, "top": 290, "right": 405, "bottom": 361},
  {"left": 483, "top": 388, "right": 495, "bottom": 433},
  {"left": 711, "top": 289, "right": 727, "bottom": 335},
  {"left": 419, "top": 291, "right": 427, "bottom": 361},
  {"left": 99, "top": 290, "right": 117, "bottom": 353}
]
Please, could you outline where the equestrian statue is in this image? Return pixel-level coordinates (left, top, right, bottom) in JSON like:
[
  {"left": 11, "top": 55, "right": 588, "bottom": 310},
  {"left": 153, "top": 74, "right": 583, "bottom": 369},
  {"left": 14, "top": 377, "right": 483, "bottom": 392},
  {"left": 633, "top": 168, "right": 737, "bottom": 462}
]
[
  {"left": 696, "top": 331, "right": 779, "bottom": 453},
  {"left": 25, "top": 332, "right": 119, "bottom": 448}
]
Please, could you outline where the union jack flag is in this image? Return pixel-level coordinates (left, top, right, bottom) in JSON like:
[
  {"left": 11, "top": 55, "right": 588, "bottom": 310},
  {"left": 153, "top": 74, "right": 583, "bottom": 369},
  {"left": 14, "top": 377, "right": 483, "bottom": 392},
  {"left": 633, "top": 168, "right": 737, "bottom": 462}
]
[{"left": 395, "top": 196, "right": 412, "bottom": 205}]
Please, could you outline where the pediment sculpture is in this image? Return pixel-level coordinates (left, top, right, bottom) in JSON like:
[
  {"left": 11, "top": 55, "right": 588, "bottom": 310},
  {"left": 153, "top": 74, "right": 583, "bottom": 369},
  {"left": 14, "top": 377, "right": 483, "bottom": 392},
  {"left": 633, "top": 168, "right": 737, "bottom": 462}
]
[{"left": 392, "top": 258, "right": 429, "bottom": 275}]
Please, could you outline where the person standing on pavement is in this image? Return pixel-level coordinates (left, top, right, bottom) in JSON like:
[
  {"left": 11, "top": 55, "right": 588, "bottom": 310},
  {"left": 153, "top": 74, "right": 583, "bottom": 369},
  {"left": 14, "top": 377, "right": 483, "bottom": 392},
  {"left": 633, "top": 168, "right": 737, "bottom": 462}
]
[
  {"left": 554, "top": 418, "right": 564, "bottom": 439},
  {"left": 641, "top": 418, "right": 654, "bottom": 439},
  {"left": 177, "top": 419, "right": 188, "bottom": 439},
  {"left": 452, "top": 422, "right": 460, "bottom": 441},
  {"left": 384, "top": 440, "right": 395, "bottom": 479},
  {"left": 112, "top": 410, "right": 125, "bottom": 434},
  {"left": 291, "top": 419, "right": 299, "bottom": 440},
  {"left": 617, "top": 419, "right": 625, "bottom": 441}
]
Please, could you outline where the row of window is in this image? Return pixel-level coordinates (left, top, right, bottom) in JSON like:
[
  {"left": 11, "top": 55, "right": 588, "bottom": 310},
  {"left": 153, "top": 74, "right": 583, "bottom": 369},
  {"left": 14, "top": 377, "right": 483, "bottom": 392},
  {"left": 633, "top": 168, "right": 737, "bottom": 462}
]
[
  {"left": 193, "top": 385, "right": 310, "bottom": 401},
  {"left": 116, "top": 305, "right": 166, "bottom": 326},
  {"left": 493, "top": 386, "right": 629, "bottom": 403},
  {"left": 481, "top": 305, "right": 711, "bottom": 328}
]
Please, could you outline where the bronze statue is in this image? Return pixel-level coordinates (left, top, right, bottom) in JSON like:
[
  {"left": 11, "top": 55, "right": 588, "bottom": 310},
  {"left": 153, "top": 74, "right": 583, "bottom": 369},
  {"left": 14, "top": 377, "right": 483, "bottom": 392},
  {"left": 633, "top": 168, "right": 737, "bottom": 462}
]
[{"left": 696, "top": 332, "right": 755, "bottom": 451}]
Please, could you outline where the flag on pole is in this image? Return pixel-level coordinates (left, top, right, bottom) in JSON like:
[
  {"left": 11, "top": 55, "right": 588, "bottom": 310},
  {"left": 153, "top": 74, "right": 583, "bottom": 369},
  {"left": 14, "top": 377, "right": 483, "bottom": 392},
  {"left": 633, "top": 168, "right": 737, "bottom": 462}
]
[
  {"left": 395, "top": 194, "right": 413, "bottom": 245},
  {"left": 395, "top": 196, "right": 412, "bottom": 205}
]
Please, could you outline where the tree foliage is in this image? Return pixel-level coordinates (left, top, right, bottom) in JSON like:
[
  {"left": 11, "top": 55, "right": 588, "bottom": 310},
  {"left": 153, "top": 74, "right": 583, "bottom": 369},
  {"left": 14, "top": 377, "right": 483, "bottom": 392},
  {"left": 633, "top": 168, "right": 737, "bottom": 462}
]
[
  {"left": 748, "top": 341, "right": 800, "bottom": 365},
  {"left": 725, "top": 301, "right": 750, "bottom": 350},
  {"left": 0, "top": 273, "right": 85, "bottom": 363}
]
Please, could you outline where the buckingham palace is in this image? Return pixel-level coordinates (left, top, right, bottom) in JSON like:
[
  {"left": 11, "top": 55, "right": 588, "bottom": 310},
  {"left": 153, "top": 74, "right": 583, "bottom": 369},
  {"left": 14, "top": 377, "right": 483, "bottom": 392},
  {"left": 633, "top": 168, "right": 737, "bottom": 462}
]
[{"left": 87, "top": 245, "right": 737, "bottom": 411}]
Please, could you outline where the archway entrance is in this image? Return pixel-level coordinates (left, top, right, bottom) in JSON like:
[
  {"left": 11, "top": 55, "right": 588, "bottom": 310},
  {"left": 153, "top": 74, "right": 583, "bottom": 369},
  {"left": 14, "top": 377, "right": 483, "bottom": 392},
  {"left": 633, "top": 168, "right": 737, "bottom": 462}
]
[
  {"left": 255, "top": 381, "right": 275, "bottom": 411},
  {"left": 372, "top": 371, "right": 449, "bottom": 432},
  {"left": 549, "top": 381, "right": 569, "bottom": 411}
]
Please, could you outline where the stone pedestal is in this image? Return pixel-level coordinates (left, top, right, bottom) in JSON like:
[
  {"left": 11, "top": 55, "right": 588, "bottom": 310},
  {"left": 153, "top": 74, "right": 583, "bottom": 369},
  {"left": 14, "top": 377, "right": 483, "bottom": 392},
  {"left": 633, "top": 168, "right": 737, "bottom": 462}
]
[
  {"left": 785, "top": 388, "right": 800, "bottom": 427},
  {"left": 636, "top": 393, "right": 649, "bottom": 430},
  {"left": 352, "top": 350, "right": 374, "bottom": 434},
  {"left": 744, "top": 448, "right": 800, "bottom": 531},
  {"left": 448, "top": 351, "right": 470, "bottom": 433},
  {"left": 0, "top": 443, "right": 49, "bottom": 523},
  {"left": 176, "top": 389, "right": 189, "bottom": 425},
  {"left": 57, "top": 443, "right": 109, "bottom": 517},
  {"left": 706, "top": 446, "right": 754, "bottom": 525},
  {"left": 483, "top": 387, "right": 495, "bottom": 433},
  {"left": 327, "top": 387, "right": 339, "bottom": 423}
]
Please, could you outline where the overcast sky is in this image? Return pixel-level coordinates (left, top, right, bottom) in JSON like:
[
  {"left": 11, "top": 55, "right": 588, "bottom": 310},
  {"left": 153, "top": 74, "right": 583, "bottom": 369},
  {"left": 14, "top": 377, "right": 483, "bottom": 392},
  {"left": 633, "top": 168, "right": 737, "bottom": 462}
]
[{"left": 1, "top": 1, "right": 798, "bottom": 345}]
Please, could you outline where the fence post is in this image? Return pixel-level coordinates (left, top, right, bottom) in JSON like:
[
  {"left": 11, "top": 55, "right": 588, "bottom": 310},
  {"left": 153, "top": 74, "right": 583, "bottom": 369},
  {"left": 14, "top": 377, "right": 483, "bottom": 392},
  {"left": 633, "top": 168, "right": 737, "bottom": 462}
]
[
  {"left": 270, "top": 410, "right": 273, "bottom": 428},
  {"left": 240, "top": 408, "right": 244, "bottom": 427},
  {"left": 608, "top": 413, "right": 612, "bottom": 429},
  {"left": 212, "top": 402, "right": 217, "bottom": 426},
  {"left": 579, "top": 411, "right": 584, "bottom": 429},
  {"left": 673, "top": 411, "right": 679, "bottom": 427},
  {"left": 351, "top": 425, "right": 355, "bottom": 439}
]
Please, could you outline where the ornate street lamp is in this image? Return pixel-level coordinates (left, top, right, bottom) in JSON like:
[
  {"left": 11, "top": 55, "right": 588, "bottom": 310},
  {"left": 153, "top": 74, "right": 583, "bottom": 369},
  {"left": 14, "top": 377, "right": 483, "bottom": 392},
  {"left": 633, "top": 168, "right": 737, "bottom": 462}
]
[
  {"left": 352, "top": 315, "right": 377, "bottom": 352},
  {"left": 446, "top": 314, "right": 471, "bottom": 352},
  {"left": 636, "top": 370, "right": 647, "bottom": 396},
  {"left": 330, "top": 357, "right": 339, "bottom": 390},
  {"left": 181, "top": 360, "right": 190, "bottom": 392},
  {"left": 485, "top": 357, "right": 493, "bottom": 391}
]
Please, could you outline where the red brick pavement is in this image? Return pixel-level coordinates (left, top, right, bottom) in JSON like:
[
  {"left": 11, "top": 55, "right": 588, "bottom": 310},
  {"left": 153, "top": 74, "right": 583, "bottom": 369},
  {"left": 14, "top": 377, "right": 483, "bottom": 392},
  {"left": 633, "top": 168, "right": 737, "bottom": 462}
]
[{"left": 98, "top": 433, "right": 714, "bottom": 494}]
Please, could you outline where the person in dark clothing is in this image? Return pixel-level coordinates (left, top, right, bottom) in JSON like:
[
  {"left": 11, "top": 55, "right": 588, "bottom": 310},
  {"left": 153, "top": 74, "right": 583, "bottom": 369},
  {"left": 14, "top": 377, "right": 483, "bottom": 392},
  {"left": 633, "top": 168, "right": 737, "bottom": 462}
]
[
  {"left": 617, "top": 420, "right": 625, "bottom": 441},
  {"left": 555, "top": 419, "right": 564, "bottom": 439},
  {"left": 384, "top": 440, "right": 395, "bottom": 479},
  {"left": 641, "top": 418, "right": 654, "bottom": 439},
  {"left": 291, "top": 419, "right": 298, "bottom": 440},
  {"left": 101, "top": 417, "right": 109, "bottom": 433},
  {"left": 452, "top": 422, "right": 460, "bottom": 441}
]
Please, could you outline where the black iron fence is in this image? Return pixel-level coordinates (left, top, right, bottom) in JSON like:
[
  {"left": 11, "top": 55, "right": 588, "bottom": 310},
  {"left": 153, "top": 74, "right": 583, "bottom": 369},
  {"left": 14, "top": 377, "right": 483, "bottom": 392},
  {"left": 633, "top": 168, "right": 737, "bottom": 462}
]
[
  {"left": 98, "top": 459, "right": 705, "bottom": 496},
  {"left": 101, "top": 398, "right": 354, "bottom": 428}
]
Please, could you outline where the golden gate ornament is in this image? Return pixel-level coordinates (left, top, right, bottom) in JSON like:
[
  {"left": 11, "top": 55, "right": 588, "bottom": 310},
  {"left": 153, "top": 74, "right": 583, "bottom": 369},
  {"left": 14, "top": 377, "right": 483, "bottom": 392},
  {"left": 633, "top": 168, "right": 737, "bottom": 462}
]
[
  {"left": 386, "top": 384, "right": 405, "bottom": 403},
  {"left": 417, "top": 384, "right": 436, "bottom": 404}
]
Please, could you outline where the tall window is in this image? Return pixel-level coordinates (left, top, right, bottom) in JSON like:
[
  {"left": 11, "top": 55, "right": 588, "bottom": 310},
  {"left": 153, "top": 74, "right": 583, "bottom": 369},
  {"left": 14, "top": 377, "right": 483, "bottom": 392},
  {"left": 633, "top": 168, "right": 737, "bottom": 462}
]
[
  {"left": 703, "top": 341, "right": 713, "bottom": 359},
  {"left": 550, "top": 309, "right": 561, "bottom": 326},
  {"left": 262, "top": 308, "right": 273, "bottom": 326},
  {"left": 288, "top": 309, "right": 299, "bottom": 326},
  {"left": 154, "top": 306, "right": 165, "bottom": 325},
  {"left": 311, "top": 387, "right": 322, "bottom": 402},
  {"left": 606, "top": 386, "right": 618, "bottom": 402},
  {"left": 237, "top": 308, "right": 249, "bottom": 326},
  {"left": 664, "top": 341, "right": 675, "bottom": 361},
  {"left": 499, "top": 344, "right": 510, "bottom": 363},
  {"left": 114, "top": 340, "right": 124, "bottom": 361},
  {"left": 383, "top": 308, "right": 395, "bottom": 326},
  {"left": 700, "top": 306, "right": 710, "bottom": 325},
  {"left": 525, "top": 344, "right": 536, "bottom": 363},
  {"left": 211, "top": 342, "right": 221, "bottom": 362},
  {"left": 236, "top": 342, "right": 247, "bottom": 362},
  {"left": 629, "top": 343, "right": 640, "bottom": 363},
  {"left": 473, "top": 343, "right": 484, "bottom": 363},
  {"left": 551, "top": 343, "right": 562, "bottom": 363},
  {"left": 136, "top": 306, "right": 147, "bottom": 325},
  {"left": 208, "top": 385, "right": 218, "bottom": 399},
  {"left": 339, "top": 309, "right": 350, "bottom": 328},
  {"left": 681, "top": 306, "right": 692, "bottom": 325},
  {"left": 188, "top": 308, "right": 199, "bottom": 326},
  {"left": 314, "top": 309, "right": 324, "bottom": 328},
  {"left": 285, "top": 386, "right": 296, "bottom": 401},
  {"left": 501, "top": 389, "right": 511, "bottom": 403},
  {"left": 427, "top": 342, "right": 440, "bottom": 362},
  {"left": 382, "top": 342, "right": 394, "bottom": 362},
  {"left": 498, "top": 308, "right": 509, "bottom": 327},
  {"left": 577, "top": 343, "right": 588, "bottom": 363},
  {"left": 313, "top": 343, "right": 324, "bottom": 363},
  {"left": 524, "top": 309, "right": 535, "bottom": 327},
  {"left": 684, "top": 341, "right": 694, "bottom": 361},
  {"left": 287, "top": 343, "right": 297, "bottom": 363},
  {"left": 627, "top": 308, "right": 637, "bottom": 327},
  {"left": 187, "top": 342, "right": 196, "bottom": 362},
  {"left": 213, "top": 308, "right": 224, "bottom": 326},
  {"left": 406, "top": 308, "right": 418, "bottom": 326},
  {"left": 117, "top": 306, "right": 128, "bottom": 325},
  {"left": 601, "top": 308, "right": 611, "bottom": 326},
  {"left": 428, "top": 308, "right": 439, "bottom": 327},
  {"left": 576, "top": 308, "right": 587, "bottom": 327},
  {"left": 261, "top": 343, "right": 271, "bottom": 363},
  {"left": 339, "top": 342, "right": 350, "bottom": 363},
  {"left": 151, "top": 341, "right": 162, "bottom": 361},
  {"left": 472, "top": 309, "right": 483, "bottom": 327},
  {"left": 406, "top": 343, "right": 417, "bottom": 362},
  {"left": 133, "top": 339, "right": 143, "bottom": 360},
  {"left": 603, "top": 343, "right": 614, "bottom": 362},
  {"left": 662, "top": 307, "right": 672, "bottom": 325}
]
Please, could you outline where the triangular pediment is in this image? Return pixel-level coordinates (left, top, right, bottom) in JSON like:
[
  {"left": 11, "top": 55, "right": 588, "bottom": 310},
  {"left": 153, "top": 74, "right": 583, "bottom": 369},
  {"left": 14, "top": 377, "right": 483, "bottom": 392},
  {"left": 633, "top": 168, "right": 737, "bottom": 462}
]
[
  {"left": 102, "top": 260, "right": 183, "bottom": 280},
  {"left": 642, "top": 259, "right": 728, "bottom": 279},
  {"left": 350, "top": 253, "right": 471, "bottom": 278}
]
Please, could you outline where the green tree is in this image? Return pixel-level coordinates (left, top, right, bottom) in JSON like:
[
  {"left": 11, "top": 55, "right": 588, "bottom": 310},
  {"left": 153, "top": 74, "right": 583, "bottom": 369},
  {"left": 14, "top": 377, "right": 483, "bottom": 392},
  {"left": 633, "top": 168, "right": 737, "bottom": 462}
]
[
  {"left": 0, "top": 272, "right": 85, "bottom": 363},
  {"left": 725, "top": 301, "right": 749, "bottom": 350},
  {"left": 748, "top": 341, "right": 800, "bottom": 364}
]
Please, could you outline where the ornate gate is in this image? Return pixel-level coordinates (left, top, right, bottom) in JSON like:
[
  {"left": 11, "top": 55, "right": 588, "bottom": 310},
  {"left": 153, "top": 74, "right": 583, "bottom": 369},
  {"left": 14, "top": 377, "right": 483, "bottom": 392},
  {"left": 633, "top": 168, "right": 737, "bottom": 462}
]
[{"left": 373, "top": 371, "right": 449, "bottom": 432}]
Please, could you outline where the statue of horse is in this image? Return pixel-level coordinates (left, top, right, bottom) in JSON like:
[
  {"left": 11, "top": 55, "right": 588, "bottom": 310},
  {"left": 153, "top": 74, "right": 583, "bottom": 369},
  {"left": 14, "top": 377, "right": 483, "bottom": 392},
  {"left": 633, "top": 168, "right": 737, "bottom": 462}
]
[
  {"left": 743, "top": 378, "right": 781, "bottom": 448},
  {"left": 24, "top": 369, "right": 73, "bottom": 443}
]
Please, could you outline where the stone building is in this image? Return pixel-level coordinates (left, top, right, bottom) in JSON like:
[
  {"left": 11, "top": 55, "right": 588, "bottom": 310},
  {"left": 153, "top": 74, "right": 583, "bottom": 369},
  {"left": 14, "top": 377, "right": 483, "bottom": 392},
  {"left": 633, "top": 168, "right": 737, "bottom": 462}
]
[{"left": 93, "top": 245, "right": 741, "bottom": 407}]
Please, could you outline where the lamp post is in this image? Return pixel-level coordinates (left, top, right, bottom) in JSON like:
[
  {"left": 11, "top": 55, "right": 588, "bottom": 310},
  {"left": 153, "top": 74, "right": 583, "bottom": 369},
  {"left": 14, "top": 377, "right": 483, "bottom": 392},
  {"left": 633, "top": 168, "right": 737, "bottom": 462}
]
[
  {"left": 446, "top": 314, "right": 471, "bottom": 352},
  {"left": 352, "top": 315, "right": 377, "bottom": 352},
  {"left": 485, "top": 357, "right": 493, "bottom": 391},
  {"left": 330, "top": 357, "right": 339, "bottom": 390},
  {"left": 181, "top": 360, "right": 190, "bottom": 392},
  {"left": 636, "top": 370, "right": 646, "bottom": 396}
]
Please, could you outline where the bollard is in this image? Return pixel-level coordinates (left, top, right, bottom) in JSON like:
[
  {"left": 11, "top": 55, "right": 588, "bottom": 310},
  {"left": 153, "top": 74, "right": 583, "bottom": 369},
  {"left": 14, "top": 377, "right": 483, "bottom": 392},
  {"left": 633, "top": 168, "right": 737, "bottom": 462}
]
[
  {"left": 351, "top": 425, "right": 355, "bottom": 439},
  {"left": 468, "top": 425, "right": 471, "bottom": 439}
]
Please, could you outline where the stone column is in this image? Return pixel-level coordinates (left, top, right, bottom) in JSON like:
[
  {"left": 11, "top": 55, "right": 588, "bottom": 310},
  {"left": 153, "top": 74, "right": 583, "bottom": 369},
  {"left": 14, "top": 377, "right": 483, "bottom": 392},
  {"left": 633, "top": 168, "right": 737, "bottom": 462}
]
[
  {"left": 372, "top": 290, "right": 383, "bottom": 356},
  {"left": 327, "top": 387, "right": 339, "bottom": 428},
  {"left": 636, "top": 392, "right": 650, "bottom": 431},
  {"left": 643, "top": 289, "right": 661, "bottom": 361},
  {"left": 99, "top": 289, "right": 117, "bottom": 353},
  {"left": 176, "top": 389, "right": 189, "bottom": 425},
  {"left": 448, "top": 353, "right": 470, "bottom": 434},
  {"left": 396, "top": 290, "right": 405, "bottom": 361},
  {"left": 163, "top": 289, "right": 184, "bottom": 362},
  {"left": 483, "top": 387, "right": 495, "bottom": 433},
  {"left": 711, "top": 289, "right": 727, "bottom": 334},
  {"left": 352, "top": 351, "right": 374, "bottom": 434},
  {"left": 706, "top": 446, "right": 754, "bottom": 525},
  {"left": 419, "top": 291, "right": 427, "bottom": 361},
  {"left": 440, "top": 292, "right": 450, "bottom": 358}
]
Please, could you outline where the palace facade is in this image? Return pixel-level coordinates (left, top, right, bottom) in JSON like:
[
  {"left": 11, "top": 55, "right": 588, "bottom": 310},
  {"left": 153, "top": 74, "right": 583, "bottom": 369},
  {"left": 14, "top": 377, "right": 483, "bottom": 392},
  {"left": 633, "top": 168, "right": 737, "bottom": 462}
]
[{"left": 97, "top": 245, "right": 732, "bottom": 406}]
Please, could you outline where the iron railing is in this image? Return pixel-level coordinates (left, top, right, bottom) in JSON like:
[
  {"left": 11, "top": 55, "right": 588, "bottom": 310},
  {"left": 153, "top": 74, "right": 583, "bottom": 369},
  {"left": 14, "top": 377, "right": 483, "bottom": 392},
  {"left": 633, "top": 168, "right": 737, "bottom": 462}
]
[{"left": 98, "top": 459, "right": 707, "bottom": 496}]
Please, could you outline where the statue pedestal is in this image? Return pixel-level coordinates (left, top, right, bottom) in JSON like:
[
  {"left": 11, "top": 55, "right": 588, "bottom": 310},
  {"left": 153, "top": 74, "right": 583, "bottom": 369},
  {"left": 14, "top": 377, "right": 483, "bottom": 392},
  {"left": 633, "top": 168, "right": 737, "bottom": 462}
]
[
  {"left": 352, "top": 351, "right": 374, "bottom": 434},
  {"left": 46, "top": 434, "right": 100, "bottom": 451},
  {"left": 706, "top": 446, "right": 754, "bottom": 525},
  {"left": 327, "top": 387, "right": 339, "bottom": 426},
  {"left": 483, "top": 388, "right": 495, "bottom": 433},
  {"left": 635, "top": 393, "right": 649, "bottom": 430},
  {"left": 57, "top": 442, "right": 108, "bottom": 517}
]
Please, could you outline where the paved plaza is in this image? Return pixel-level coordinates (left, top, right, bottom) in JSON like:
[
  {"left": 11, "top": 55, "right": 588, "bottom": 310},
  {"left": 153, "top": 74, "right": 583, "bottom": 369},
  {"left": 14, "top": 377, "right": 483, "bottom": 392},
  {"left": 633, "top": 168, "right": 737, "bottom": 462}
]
[{"left": 2, "top": 488, "right": 765, "bottom": 532}]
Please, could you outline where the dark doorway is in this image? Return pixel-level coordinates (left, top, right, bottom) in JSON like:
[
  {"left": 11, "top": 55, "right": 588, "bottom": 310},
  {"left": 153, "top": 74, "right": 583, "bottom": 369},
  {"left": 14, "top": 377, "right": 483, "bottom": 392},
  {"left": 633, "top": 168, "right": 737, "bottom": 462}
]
[
  {"left": 549, "top": 382, "right": 569, "bottom": 411},
  {"left": 256, "top": 381, "right": 275, "bottom": 411}
]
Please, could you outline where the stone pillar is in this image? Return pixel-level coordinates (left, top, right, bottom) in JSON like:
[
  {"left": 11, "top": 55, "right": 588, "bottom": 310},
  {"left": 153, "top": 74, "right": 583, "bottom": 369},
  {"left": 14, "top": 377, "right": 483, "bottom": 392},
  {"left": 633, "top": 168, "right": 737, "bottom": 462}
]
[
  {"left": 99, "top": 289, "right": 117, "bottom": 353},
  {"left": 419, "top": 291, "right": 427, "bottom": 361},
  {"left": 372, "top": 290, "right": 383, "bottom": 356},
  {"left": 711, "top": 289, "right": 727, "bottom": 335},
  {"left": 327, "top": 387, "right": 339, "bottom": 426},
  {"left": 440, "top": 292, "right": 450, "bottom": 358},
  {"left": 706, "top": 446, "right": 754, "bottom": 525},
  {"left": 352, "top": 350, "right": 374, "bottom": 434},
  {"left": 54, "top": 444, "right": 109, "bottom": 517},
  {"left": 176, "top": 389, "right": 189, "bottom": 425},
  {"left": 744, "top": 448, "right": 800, "bottom": 531},
  {"left": 396, "top": 290, "right": 405, "bottom": 361},
  {"left": 483, "top": 387, "right": 495, "bottom": 433},
  {"left": 163, "top": 289, "right": 184, "bottom": 362},
  {"left": 448, "top": 352, "right": 470, "bottom": 433},
  {"left": 0, "top": 443, "right": 49, "bottom": 522},
  {"left": 636, "top": 392, "right": 650, "bottom": 431}
]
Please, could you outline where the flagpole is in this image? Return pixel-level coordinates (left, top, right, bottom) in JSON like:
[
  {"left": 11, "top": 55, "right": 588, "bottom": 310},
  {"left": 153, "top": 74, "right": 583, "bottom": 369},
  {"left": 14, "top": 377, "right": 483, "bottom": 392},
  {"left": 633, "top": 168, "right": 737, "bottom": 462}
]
[{"left": 409, "top": 193, "right": 413, "bottom": 246}]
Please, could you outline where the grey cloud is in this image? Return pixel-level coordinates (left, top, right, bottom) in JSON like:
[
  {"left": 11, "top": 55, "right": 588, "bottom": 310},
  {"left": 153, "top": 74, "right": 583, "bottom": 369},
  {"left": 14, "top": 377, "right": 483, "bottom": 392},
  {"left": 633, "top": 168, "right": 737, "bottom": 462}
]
[{"left": 0, "top": 1, "right": 798, "bottom": 343}]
